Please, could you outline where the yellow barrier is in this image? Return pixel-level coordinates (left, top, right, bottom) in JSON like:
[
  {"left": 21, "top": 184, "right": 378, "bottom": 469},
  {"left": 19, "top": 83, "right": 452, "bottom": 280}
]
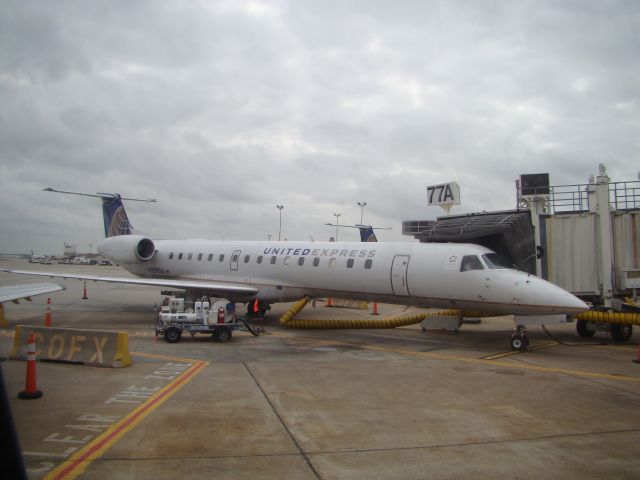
[{"left": 11, "top": 325, "right": 132, "bottom": 368}]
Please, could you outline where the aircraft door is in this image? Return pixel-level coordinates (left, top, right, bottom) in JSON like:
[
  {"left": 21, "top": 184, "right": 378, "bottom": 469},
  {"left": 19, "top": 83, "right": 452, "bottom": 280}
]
[
  {"left": 391, "top": 255, "right": 410, "bottom": 296},
  {"left": 230, "top": 250, "right": 241, "bottom": 271}
]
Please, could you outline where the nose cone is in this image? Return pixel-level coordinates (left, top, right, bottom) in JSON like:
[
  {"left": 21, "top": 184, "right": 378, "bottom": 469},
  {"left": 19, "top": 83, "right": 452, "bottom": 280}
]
[
  {"left": 555, "top": 289, "right": 589, "bottom": 314},
  {"left": 531, "top": 276, "right": 589, "bottom": 315}
]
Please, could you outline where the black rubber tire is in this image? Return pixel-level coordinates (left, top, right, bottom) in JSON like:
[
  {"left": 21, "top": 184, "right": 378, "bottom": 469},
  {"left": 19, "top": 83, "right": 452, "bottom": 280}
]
[
  {"left": 165, "top": 327, "right": 181, "bottom": 343},
  {"left": 576, "top": 319, "right": 596, "bottom": 338},
  {"left": 213, "top": 328, "right": 232, "bottom": 343},
  {"left": 610, "top": 323, "right": 632, "bottom": 342},
  {"left": 511, "top": 334, "right": 529, "bottom": 351}
]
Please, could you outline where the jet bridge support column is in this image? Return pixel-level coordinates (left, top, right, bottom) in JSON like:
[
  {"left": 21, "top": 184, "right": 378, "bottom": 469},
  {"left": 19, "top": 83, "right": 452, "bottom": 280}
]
[
  {"left": 529, "top": 199, "right": 546, "bottom": 277},
  {"left": 589, "top": 165, "right": 614, "bottom": 308}
]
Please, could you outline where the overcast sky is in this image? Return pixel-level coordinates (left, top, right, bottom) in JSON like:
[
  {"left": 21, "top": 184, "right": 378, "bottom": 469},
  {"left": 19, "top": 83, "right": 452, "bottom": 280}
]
[{"left": 1, "top": 0, "right": 639, "bottom": 254}]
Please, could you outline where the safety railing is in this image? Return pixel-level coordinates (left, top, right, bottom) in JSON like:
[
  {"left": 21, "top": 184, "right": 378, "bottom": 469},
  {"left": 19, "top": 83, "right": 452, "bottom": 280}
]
[{"left": 518, "top": 181, "right": 640, "bottom": 214}]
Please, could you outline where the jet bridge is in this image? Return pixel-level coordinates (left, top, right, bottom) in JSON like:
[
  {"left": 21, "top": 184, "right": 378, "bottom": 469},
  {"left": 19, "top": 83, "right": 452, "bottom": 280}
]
[
  {"left": 408, "top": 209, "right": 538, "bottom": 275},
  {"left": 530, "top": 168, "right": 640, "bottom": 308},
  {"left": 403, "top": 165, "right": 640, "bottom": 342}
]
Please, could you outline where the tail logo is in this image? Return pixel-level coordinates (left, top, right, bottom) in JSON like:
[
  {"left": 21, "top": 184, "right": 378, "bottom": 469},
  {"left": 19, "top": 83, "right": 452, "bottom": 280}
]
[
  {"left": 108, "top": 206, "right": 133, "bottom": 236},
  {"left": 102, "top": 196, "right": 133, "bottom": 237},
  {"left": 358, "top": 226, "right": 378, "bottom": 242}
]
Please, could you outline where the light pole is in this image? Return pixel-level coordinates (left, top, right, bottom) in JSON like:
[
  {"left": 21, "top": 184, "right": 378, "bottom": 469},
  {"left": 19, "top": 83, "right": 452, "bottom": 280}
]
[
  {"left": 333, "top": 213, "right": 341, "bottom": 241},
  {"left": 357, "top": 201, "right": 367, "bottom": 224},
  {"left": 276, "top": 205, "right": 284, "bottom": 241}
]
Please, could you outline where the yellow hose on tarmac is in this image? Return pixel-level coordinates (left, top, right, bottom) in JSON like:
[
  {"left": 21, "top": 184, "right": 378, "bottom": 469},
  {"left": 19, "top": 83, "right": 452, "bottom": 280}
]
[
  {"left": 280, "top": 312, "right": 430, "bottom": 329},
  {"left": 576, "top": 310, "right": 640, "bottom": 326},
  {"left": 278, "top": 297, "right": 470, "bottom": 329},
  {"left": 278, "top": 297, "right": 313, "bottom": 324}
]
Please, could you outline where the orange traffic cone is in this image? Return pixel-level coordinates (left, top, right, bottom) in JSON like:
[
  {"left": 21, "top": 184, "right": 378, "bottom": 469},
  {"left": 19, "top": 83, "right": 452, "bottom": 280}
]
[
  {"left": 326, "top": 297, "right": 333, "bottom": 307},
  {"left": 18, "top": 334, "right": 43, "bottom": 399},
  {"left": 82, "top": 281, "right": 88, "bottom": 300},
  {"left": 44, "top": 298, "right": 52, "bottom": 327},
  {"left": 371, "top": 302, "right": 379, "bottom": 316}
]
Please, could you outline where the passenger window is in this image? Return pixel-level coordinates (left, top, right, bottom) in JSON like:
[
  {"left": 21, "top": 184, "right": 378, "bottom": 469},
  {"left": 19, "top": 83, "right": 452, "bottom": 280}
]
[
  {"left": 232, "top": 254, "right": 239, "bottom": 263},
  {"left": 197, "top": 253, "right": 203, "bottom": 261},
  {"left": 313, "top": 257, "right": 320, "bottom": 267},
  {"left": 208, "top": 254, "right": 213, "bottom": 261},
  {"left": 188, "top": 253, "right": 193, "bottom": 260},
  {"left": 244, "top": 255, "right": 250, "bottom": 263},
  {"left": 270, "top": 256, "right": 277, "bottom": 264},
  {"left": 364, "top": 259, "right": 373, "bottom": 269},
  {"left": 257, "top": 256, "right": 263, "bottom": 264},
  {"left": 298, "top": 257, "right": 305, "bottom": 266},
  {"left": 169, "top": 252, "right": 174, "bottom": 260},
  {"left": 178, "top": 253, "right": 183, "bottom": 260},
  {"left": 347, "top": 258, "right": 354, "bottom": 268},
  {"left": 219, "top": 254, "right": 225, "bottom": 262},
  {"left": 461, "top": 255, "right": 484, "bottom": 272}
]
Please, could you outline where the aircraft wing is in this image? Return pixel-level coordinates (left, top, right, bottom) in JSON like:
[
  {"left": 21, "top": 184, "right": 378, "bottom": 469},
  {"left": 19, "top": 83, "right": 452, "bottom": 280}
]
[
  {"left": 0, "top": 269, "right": 258, "bottom": 297},
  {"left": 0, "top": 283, "right": 66, "bottom": 303}
]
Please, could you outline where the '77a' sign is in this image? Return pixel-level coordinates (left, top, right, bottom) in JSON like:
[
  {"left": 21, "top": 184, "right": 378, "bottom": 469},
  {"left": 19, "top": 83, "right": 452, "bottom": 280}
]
[{"left": 427, "top": 182, "right": 460, "bottom": 206}]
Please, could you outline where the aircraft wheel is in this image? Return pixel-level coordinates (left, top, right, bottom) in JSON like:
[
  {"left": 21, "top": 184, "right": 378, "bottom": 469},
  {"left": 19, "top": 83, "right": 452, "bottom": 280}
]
[
  {"left": 165, "top": 327, "right": 181, "bottom": 343},
  {"left": 510, "top": 333, "right": 529, "bottom": 351},
  {"left": 213, "top": 328, "right": 232, "bottom": 343},
  {"left": 610, "top": 323, "right": 632, "bottom": 342},
  {"left": 576, "top": 319, "right": 596, "bottom": 338}
]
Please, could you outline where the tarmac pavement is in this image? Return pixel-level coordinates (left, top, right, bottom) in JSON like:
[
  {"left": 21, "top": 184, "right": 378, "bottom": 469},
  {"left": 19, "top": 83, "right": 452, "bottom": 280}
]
[{"left": 2, "top": 260, "right": 640, "bottom": 479}]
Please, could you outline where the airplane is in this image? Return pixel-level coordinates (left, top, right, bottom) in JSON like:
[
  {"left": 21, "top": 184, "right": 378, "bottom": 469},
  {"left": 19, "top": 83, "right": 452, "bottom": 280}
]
[
  {"left": 0, "top": 189, "right": 588, "bottom": 347},
  {"left": 28, "top": 254, "right": 46, "bottom": 264}
]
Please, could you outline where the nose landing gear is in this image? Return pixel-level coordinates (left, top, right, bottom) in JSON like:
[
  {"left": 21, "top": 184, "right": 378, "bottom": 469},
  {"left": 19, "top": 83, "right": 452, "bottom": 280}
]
[{"left": 511, "top": 325, "right": 529, "bottom": 351}]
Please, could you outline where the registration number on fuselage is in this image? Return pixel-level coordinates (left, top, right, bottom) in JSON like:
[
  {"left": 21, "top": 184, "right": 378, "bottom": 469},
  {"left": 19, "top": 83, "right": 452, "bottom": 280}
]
[{"left": 147, "top": 267, "right": 171, "bottom": 275}]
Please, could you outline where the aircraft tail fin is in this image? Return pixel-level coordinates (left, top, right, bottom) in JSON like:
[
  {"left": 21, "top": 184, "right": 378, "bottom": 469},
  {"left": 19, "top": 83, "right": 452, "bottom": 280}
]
[
  {"left": 357, "top": 225, "right": 378, "bottom": 242},
  {"left": 101, "top": 194, "right": 134, "bottom": 237},
  {"left": 43, "top": 188, "right": 156, "bottom": 237},
  {"left": 325, "top": 222, "right": 390, "bottom": 242}
]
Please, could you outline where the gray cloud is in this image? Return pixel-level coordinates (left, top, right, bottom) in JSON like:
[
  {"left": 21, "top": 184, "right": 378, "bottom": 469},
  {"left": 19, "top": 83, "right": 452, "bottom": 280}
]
[{"left": 1, "top": 0, "right": 639, "bottom": 254}]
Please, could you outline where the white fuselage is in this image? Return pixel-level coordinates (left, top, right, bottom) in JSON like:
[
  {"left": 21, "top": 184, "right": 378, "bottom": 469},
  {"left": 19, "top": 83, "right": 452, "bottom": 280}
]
[{"left": 99, "top": 238, "right": 587, "bottom": 316}]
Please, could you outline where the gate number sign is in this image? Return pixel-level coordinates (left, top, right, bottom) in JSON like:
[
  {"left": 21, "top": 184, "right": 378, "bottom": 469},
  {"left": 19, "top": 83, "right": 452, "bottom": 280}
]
[{"left": 427, "top": 182, "right": 460, "bottom": 206}]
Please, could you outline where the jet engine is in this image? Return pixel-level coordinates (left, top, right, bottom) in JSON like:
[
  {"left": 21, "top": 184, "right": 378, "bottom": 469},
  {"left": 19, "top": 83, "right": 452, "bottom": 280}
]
[{"left": 97, "top": 235, "right": 156, "bottom": 263}]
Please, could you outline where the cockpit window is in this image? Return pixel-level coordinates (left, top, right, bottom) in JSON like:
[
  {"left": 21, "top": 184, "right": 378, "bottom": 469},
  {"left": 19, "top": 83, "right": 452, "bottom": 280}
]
[
  {"left": 460, "top": 255, "right": 484, "bottom": 272},
  {"left": 482, "top": 253, "right": 510, "bottom": 269}
]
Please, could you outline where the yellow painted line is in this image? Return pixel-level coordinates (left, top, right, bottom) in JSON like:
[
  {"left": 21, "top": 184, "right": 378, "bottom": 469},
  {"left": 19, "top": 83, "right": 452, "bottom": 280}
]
[
  {"left": 420, "top": 350, "right": 640, "bottom": 383},
  {"left": 131, "top": 351, "right": 205, "bottom": 364},
  {"left": 270, "top": 331, "right": 640, "bottom": 384},
  {"left": 481, "top": 342, "right": 558, "bottom": 360},
  {"left": 481, "top": 351, "right": 524, "bottom": 361},
  {"left": 45, "top": 353, "right": 208, "bottom": 480}
]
